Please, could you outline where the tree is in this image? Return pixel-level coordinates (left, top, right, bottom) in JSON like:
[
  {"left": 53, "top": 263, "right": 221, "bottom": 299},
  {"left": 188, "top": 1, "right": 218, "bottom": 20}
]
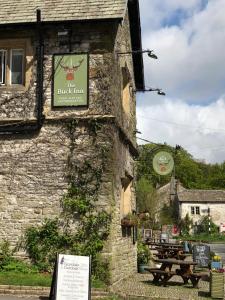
[{"left": 136, "top": 177, "right": 158, "bottom": 225}]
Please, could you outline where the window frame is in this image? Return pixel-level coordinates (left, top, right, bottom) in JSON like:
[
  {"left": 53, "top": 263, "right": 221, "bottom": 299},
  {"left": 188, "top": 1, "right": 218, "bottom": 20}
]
[
  {"left": 195, "top": 206, "right": 200, "bottom": 215},
  {"left": 0, "top": 49, "right": 7, "bottom": 85},
  {"left": 10, "top": 48, "right": 25, "bottom": 85},
  {"left": 191, "top": 206, "right": 195, "bottom": 215}
]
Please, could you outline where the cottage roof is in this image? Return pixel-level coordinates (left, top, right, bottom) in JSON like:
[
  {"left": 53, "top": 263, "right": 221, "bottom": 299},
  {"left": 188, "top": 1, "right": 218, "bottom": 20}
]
[
  {"left": 0, "top": 0, "right": 127, "bottom": 24},
  {"left": 178, "top": 189, "right": 225, "bottom": 203}
]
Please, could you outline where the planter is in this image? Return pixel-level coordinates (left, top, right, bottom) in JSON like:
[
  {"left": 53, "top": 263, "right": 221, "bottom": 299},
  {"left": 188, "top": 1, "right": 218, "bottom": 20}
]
[
  {"left": 211, "top": 261, "right": 223, "bottom": 270},
  {"left": 138, "top": 264, "right": 149, "bottom": 274},
  {"left": 210, "top": 272, "right": 224, "bottom": 299}
]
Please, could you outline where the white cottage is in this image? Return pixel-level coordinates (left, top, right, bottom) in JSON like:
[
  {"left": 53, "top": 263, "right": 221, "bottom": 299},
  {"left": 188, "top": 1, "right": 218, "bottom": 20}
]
[{"left": 178, "top": 188, "right": 225, "bottom": 230}]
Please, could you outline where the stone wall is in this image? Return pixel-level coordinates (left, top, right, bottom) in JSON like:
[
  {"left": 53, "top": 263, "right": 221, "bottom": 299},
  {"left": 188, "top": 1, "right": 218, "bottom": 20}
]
[{"left": 0, "top": 9, "right": 137, "bottom": 284}]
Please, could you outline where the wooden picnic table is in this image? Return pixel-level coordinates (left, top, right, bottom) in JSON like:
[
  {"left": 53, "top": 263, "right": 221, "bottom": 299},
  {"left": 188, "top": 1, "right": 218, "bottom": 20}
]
[
  {"left": 147, "top": 242, "right": 184, "bottom": 249},
  {"left": 145, "top": 258, "right": 208, "bottom": 288},
  {"left": 154, "top": 246, "right": 187, "bottom": 260}
]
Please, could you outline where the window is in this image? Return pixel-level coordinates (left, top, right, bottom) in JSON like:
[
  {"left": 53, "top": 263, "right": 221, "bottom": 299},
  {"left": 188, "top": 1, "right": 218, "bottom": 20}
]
[
  {"left": 120, "top": 176, "right": 133, "bottom": 217},
  {"left": 0, "top": 47, "right": 25, "bottom": 86},
  {"left": 195, "top": 206, "right": 200, "bottom": 215},
  {"left": 0, "top": 50, "right": 6, "bottom": 84},
  {"left": 191, "top": 206, "right": 200, "bottom": 215},
  {"left": 121, "top": 66, "right": 131, "bottom": 115},
  {"left": 11, "top": 49, "right": 24, "bottom": 85}
]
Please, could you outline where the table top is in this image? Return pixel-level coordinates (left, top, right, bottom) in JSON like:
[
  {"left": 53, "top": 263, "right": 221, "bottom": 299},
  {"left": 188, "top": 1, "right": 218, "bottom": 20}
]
[
  {"left": 155, "top": 246, "right": 183, "bottom": 251},
  {"left": 147, "top": 242, "right": 183, "bottom": 248},
  {"left": 154, "top": 258, "right": 197, "bottom": 265}
]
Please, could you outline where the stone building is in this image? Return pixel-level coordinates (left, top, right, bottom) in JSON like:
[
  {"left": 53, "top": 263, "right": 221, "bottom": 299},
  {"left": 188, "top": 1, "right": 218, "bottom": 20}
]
[
  {"left": 178, "top": 188, "right": 225, "bottom": 229},
  {"left": 0, "top": 0, "right": 144, "bottom": 284}
]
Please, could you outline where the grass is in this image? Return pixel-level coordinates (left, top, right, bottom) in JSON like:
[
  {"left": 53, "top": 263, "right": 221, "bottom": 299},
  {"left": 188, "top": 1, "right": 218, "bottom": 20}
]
[
  {"left": 0, "top": 271, "right": 52, "bottom": 286},
  {"left": 0, "top": 271, "right": 106, "bottom": 288},
  {"left": 178, "top": 233, "right": 225, "bottom": 243}
]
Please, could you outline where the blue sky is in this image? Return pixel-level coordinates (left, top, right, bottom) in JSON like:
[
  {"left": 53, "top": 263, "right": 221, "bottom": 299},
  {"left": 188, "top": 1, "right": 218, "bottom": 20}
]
[{"left": 137, "top": 0, "right": 225, "bottom": 163}]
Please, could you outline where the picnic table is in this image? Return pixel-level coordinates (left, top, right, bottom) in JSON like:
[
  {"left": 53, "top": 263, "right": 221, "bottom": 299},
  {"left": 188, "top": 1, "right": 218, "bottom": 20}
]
[
  {"left": 145, "top": 258, "right": 208, "bottom": 288},
  {"left": 154, "top": 246, "right": 188, "bottom": 260},
  {"left": 149, "top": 242, "right": 186, "bottom": 260}
]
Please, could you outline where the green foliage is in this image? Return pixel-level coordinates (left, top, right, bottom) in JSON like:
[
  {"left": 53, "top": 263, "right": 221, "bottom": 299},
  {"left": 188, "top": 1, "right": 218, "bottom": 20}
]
[
  {"left": 160, "top": 204, "right": 178, "bottom": 225},
  {"left": 24, "top": 121, "right": 111, "bottom": 283},
  {"left": 25, "top": 219, "right": 70, "bottom": 271},
  {"left": 137, "top": 143, "right": 225, "bottom": 190},
  {"left": 136, "top": 177, "right": 158, "bottom": 217},
  {"left": 137, "top": 242, "right": 151, "bottom": 265},
  {"left": 0, "top": 271, "right": 52, "bottom": 286},
  {"left": 197, "top": 216, "right": 219, "bottom": 234},
  {"left": 179, "top": 214, "right": 193, "bottom": 235}
]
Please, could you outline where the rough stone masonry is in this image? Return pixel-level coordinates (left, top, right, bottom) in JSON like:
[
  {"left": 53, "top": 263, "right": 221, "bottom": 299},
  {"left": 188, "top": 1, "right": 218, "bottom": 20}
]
[{"left": 0, "top": 1, "right": 142, "bottom": 284}]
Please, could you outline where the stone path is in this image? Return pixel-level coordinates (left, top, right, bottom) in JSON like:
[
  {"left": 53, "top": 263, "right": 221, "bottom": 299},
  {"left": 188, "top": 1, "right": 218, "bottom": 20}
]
[{"left": 112, "top": 273, "right": 224, "bottom": 300}]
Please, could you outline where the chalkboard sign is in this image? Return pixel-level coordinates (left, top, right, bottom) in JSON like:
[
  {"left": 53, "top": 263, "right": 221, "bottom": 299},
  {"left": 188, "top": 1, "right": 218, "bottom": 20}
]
[
  {"left": 193, "top": 244, "right": 210, "bottom": 267},
  {"left": 50, "top": 254, "right": 91, "bottom": 300}
]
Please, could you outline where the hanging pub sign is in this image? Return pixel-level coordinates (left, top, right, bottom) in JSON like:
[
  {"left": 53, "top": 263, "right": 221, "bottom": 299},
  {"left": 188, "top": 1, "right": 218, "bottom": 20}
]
[
  {"left": 52, "top": 53, "right": 89, "bottom": 107},
  {"left": 152, "top": 151, "right": 174, "bottom": 176}
]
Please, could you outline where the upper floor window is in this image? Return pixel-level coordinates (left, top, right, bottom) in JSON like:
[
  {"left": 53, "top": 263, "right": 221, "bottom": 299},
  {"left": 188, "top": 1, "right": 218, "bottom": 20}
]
[
  {"left": 0, "top": 48, "right": 24, "bottom": 86},
  {"left": 0, "top": 50, "right": 6, "bottom": 84}
]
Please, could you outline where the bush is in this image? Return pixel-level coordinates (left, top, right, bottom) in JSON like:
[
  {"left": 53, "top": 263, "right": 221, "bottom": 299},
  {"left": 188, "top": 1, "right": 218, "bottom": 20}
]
[{"left": 137, "top": 242, "right": 151, "bottom": 265}]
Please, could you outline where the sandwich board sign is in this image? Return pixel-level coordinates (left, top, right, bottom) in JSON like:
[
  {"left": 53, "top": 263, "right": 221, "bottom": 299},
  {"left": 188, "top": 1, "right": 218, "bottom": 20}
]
[
  {"left": 50, "top": 254, "right": 91, "bottom": 300},
  {"left": 193, "top": 244, "right": 210, "bottom": 268}
]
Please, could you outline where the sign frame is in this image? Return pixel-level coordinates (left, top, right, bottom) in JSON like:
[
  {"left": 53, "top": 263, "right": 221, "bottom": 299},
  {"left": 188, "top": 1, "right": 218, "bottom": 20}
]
[
  {"left": 49, "top": 254, "right": 91, "bottom": 300},
  {"left": 152, "top": 151, "right": 174, "bottom": 176},
  {"left": 192, "top": 244, "right": 210, "bottom": 268},
  {"left": 52, "top": 52, "right": 89, "bottom": 108}
]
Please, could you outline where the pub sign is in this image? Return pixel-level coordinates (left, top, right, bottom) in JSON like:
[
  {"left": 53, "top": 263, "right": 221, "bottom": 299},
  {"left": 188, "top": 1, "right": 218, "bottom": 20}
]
[{"left": 52, "top": 53, "right": 89, "bottom": 107}]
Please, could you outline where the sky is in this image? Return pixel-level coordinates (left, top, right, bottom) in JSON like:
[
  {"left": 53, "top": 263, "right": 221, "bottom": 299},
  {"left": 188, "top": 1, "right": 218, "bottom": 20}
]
[{"left": 137, "top": 0, "right": 225, "bottom": 164}]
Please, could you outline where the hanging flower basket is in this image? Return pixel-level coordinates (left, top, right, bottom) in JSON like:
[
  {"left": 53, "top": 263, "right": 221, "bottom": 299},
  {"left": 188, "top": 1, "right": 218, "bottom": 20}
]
[{"left": 121, "top": 214, "right": 138, "bottom": 227}]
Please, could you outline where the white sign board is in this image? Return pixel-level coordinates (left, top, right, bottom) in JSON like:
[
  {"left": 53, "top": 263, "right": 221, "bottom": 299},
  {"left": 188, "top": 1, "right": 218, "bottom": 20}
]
[{"left": 56, "top": 254, "right": 90, "bottom": 300}]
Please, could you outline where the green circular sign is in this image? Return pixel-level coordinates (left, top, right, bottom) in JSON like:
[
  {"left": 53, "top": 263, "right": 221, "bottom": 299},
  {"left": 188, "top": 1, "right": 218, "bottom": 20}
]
[{"left": 153, "top": 151, "right": 174, "bottom": 175}]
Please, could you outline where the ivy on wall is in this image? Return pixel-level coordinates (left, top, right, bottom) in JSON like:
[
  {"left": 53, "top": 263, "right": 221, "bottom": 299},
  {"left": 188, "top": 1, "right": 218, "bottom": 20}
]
[{"left": 24, "top": 119, "right": 112, "bottom": 283}]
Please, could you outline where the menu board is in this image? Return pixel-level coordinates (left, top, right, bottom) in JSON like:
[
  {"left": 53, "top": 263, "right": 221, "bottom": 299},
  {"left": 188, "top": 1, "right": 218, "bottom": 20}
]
[
  {"left": 55, "top": 254, "right": 91, "bottom": 300},
  {"left": 193, "top": 244, "right": 210, "bottom": 267}
]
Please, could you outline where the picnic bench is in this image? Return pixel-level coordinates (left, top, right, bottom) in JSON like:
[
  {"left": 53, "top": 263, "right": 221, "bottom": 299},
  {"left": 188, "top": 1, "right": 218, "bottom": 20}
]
[
  {"left": 145, "top": 258, "right": 208, "bottom": 288},
  {"left": 154, "top": 246, "right": 186, "bottom": 260}
]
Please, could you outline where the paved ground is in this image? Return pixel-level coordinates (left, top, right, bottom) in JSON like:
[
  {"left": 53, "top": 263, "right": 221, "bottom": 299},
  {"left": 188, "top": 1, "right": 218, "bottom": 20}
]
[{"left": 112, "top": 272, "right": 224, "bottom": 300}]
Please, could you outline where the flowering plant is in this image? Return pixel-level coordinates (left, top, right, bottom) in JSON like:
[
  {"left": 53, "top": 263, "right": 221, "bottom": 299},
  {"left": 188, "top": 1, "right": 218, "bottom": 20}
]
[{"left": 211, "top": 268, "right": 225, "bottom": 273}]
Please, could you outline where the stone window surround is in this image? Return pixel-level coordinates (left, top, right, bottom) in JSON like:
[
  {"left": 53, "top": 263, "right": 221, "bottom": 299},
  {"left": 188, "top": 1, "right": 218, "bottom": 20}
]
[{"left": 0, "top": 38, "right": 33, "bottom": 91}]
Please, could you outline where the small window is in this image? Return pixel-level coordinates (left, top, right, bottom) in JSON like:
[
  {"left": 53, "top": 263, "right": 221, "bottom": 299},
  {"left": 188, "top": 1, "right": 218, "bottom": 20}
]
[
  {"left": 11, "top": 49, "right": 24, "bottom": 85},
  {"left": 195, "top": 206, "right": 200, "bottom": 215},
  {"left": 121, "top": 67, "right": 131, "bottom": 115},
  {"left": 191, "top": 207, "right": 195, "bottom": 215},
  {"left": 0, "top": 50, "right": 6, "bottom": 84}
]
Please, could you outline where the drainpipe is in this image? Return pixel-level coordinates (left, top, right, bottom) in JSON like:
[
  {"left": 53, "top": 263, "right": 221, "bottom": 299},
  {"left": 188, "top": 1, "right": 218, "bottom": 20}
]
[{"left": 0, "top": 9, "right": 45, "bottom": 135}]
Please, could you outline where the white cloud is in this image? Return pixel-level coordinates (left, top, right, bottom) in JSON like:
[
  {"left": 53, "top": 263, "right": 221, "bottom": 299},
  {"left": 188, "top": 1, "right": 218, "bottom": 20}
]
[
  {"left": 137, "top": 0, "right": 225, "bottom": 163},
  {"left": 137, "top": 97, "right": 225, "bottom": 163},
  {"left": 140, "top": 0, "right": 225, "bottom": 103}
]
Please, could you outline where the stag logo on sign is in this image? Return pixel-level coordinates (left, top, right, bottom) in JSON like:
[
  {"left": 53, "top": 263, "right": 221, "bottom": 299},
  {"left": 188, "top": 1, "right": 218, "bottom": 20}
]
[
  {"left": 153, "top": 151, "right": 174, "bottom": 176},
  {"left": 60, "top": 58, "right": 84, "bottom": 81}
]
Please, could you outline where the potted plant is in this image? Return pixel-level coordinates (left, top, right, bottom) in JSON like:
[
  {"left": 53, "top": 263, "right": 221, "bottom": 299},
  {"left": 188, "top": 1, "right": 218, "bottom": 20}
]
[
  {"left": 137, "top": 241, "right": 151, "bottom": 273},
  {"left": 121, "top": 213, "right": 138, "bottom": 227}
]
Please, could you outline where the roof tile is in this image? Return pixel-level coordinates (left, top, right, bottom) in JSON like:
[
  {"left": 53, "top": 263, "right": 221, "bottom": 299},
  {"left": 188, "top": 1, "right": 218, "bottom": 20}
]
[{"left": 0, "top": 0, "right": 126, "bottom": 24}]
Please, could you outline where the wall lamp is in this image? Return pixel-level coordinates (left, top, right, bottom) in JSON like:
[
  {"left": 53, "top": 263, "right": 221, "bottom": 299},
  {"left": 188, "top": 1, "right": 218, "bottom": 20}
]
[
  {"left": 135, "top": 88, "right": 166, "bottom": 96},
  {"left": 117, "top": 49, "right": 158, "bottom": 59}
]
